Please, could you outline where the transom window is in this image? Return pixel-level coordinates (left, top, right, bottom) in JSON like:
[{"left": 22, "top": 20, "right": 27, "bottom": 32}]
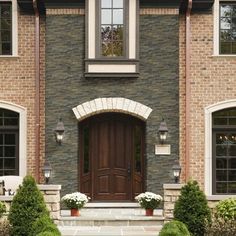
[
  {"left": 219, "top": 2, "right": 236, "bottom": 54},
  {"left": 0, "top": 108, "right": 19, "bottom": 175},
  {"left": 100, "top": 0, "right": 124, "bottom": 57},
  {"left": 0, "top": 2, "right": 12, "bottom": 55},
  {"left": 213, "top": 108, "right": 236, "bottom": 194}
]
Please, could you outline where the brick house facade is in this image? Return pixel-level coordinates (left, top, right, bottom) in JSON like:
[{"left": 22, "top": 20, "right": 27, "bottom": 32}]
[{"left": 0, "top": 0, "right": 235, "bottom": 200}]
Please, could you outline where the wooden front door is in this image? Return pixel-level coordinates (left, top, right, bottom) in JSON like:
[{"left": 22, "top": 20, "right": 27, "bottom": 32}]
[{"left": 79, "top": 113, "right": 145, "bottom": 201}]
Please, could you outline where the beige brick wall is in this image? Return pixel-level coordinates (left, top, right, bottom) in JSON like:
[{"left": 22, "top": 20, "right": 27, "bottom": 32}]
[
  {"left": 0, "top": 12, "right": 45, "bottom": 181},
  {"left": 179, "top": 12, "right": 236, "bottom": 189}
]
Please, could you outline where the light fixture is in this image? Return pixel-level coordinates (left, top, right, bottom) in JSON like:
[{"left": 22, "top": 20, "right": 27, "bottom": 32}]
[
  {"left": 172, "top": 161, "right": 181, "bottom": 183},
  {"left": 158, "top": 119, "right": 168, "bottom": 144},
  {"left": 54, "top": 118, "right": 65, "bottom": 145},
  {"left": 42, "top": 162, "right": 52, "bottom": 184}
]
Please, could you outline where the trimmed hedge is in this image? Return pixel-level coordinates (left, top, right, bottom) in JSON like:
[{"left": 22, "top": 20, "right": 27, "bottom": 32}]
[
  {"left": 159, "top": 220, "right": 190, "bottom": 236},
  {"left": 174, "top": 180, "right": 211, "bottom": 236}
]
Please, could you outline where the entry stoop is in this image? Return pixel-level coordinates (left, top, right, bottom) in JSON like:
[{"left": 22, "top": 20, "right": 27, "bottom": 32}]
[{"left": 57, "top": 204, "right": 164, "bottom": 236}]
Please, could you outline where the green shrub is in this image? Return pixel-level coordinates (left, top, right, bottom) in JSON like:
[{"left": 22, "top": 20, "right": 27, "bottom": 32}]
[
  {"left": 215, "top": 198, "right": 236, "bottom": 221},
  {"left": 173, "top": 180, "right": 211, "bottom": 236},
  {"left": 0, "top": 219, "right": 11, "bottom": 236},
  {"left": 0, "top": 202, "right": 6, "bottom": 218},
  {"left": 8, "top": 175, "right": 49, "bottom": 236},
  {"left": 206, "top": 216, "right": 236, "bottom": 236},
  {"left": 32, "top": 215, "right": 61, "bottom": 236},
  {"left": 159, "top": 220, "right": 191, "bottom": 236}
]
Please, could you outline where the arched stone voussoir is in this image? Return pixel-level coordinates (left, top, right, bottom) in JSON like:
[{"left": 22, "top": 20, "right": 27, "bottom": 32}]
[{"left": 72, "top": 98, "right": 153, "bottom": 121}]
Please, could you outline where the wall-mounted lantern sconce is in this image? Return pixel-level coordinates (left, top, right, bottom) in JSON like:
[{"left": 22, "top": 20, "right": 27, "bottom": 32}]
[
  {"left": 54, "top": 118, "right": 65, "bottom": 145},
  {"left": 42, "top": 161, "right": 52, "bottom": 184},
  {"left": 158, "top": 119, "right": 168, "bottom": 144},
  {"left": 172, "top": 161, "right": 181, "bottom": 183}
]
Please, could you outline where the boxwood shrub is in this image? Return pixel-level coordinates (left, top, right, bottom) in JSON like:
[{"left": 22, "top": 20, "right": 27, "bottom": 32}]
[
  {"left": 173, "top": 180, "right": 211, "bottom": 236},
  {"left": 159, "top": 220, "right": 190, "bottom": 236}
]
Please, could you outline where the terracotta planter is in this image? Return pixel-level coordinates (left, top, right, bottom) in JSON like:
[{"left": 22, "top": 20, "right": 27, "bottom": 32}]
[
  {"left": 145, "top": 209, "right": 154, "bottom": 216},
  {"left": 71, "top": 208, "right": 80, "bottom": 216}
]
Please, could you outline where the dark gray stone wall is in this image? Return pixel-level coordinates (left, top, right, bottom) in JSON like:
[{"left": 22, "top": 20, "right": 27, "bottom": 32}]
[{"left": 45, "top": 14, "right": 179, "bottom": 197}]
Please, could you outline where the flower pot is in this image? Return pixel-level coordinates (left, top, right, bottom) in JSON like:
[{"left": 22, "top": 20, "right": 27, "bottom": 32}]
[
  {"left": 145, "top": 209, "right": 154, "bottom": 216},
  {"left": 71, "top": 208, "right": 80, "bottom": 216}
]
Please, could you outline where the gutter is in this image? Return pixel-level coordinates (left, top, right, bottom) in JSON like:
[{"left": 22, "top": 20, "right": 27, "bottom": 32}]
[
  {"left": 185, "top": 0, "right": 192, "bottom": 181},
  {"left": 33, "top": 0, "right": 40, "bottom": 183}
]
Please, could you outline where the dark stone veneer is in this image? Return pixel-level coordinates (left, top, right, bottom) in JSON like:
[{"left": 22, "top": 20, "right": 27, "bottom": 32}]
[{"left": 45, "top": 14, "right": 179, "bottom": 198}]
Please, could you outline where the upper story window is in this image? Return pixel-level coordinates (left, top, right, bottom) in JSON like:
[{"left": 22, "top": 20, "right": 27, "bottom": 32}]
[
  {"left": 220, "top": 3, "right": 236, "bottom": 54},
  {"left": 0, "top": 0, "right": 17, "bottom": 56},
  {"left": 85, "top": 0, "right": 139, "bottom": 77},
  {"left": 100, "top": 0, "right": 124, "bottom": 57},
  {"left": 0, "top": 2, "right": 12, "bottom": 55}
]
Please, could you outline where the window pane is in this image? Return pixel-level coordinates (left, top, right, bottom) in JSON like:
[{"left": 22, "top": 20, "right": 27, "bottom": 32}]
[
  {"left": 220, "top": 42, "right": 231, "bottom": 54},
  {"left": 229, "top": 158, "right": 236, "bottom": 168},
  {"left": 0, "top": 159, "right": 3, "bottom": 169},
  {"left": 216, "top": 133, "right": 226, "bottom": 144},
  {"left": 216, "top": 158, "right": 227, "bottom": 168},
  {"left": 214, "top": 118, "right": 227, "bottom": 125},
  {"left": 113, "top": 41, "right": 123, "bottom": 56},
  {"left": 229, "top": 170, "right": 236, "bottom": 181},
  {"left": 113, "top": 9, "right": 123, "bottom": 24},
  {"left": 102, "top": 41, "right": 113, "bottom": 56},
  {"left": 216, "top": 145, "right": 227, "bottom": 156},
  {"left": 101, "top": 25, "right": 112, "bottom": 42},
  {"left": 229, "top": 118, "right": 236, "bottom": 125},
  {"left": 2, "top": 43, "right": 11, "bottom": 55},
  {"left": 4, "top": 170, "right": 15, "bottom": 175},
  {"left": 216, "top": 182, "right": 227, "bottom": 193},
  {"left": 229, "top": 145, "right": 236, "bottom": 156},
  {"left": 220, "top": 30, "right": 231, "bottom": 40},
  {"left": 216, "top": 170, "right": 227, "bottom": 181},
  {"left": 228, "top": 182, "right": 236, "bottom": 193},
  {"left": 5, "top": 134, "right": 15, "bottom": 145},
  {"left": 0, "top": 134, "right": 2, "bottom": 145},
  {"left": 4, "top": 158, "right": 15, "bottom": 169},
  {"left": 101, "top": 0, "right": 111, "bottom": 8},
  {"left": 1, "top": 18, "right": 11, "bottom": 30},
  {"left": 4, "top": 118, "right": 18, "bottom": 126},
  {"left": 0, "top": 147, "right": 2, "bottom": 157},
  {"left": 113, "top": 0, "right": 123, "bottom": 8},
  {"left": 4, "top": 110, "right": 18, "bottom": 118},
  {"left": 102, "top": 10, "right": 112, "bottom": 24},
  {"left": 1, "top": 31, "right": 11, "bottom": 41},
  {"left": 221, "top": 18, "right": 231, "bottom": 29},
  {"left": 112, "top": 25, "right": 123, "bottom": 40},
  {"left": 4, "top": 146, "right": 15, "bottom": 157},
  {"left": 221, "top": 5, "right": 232, "bottom": 17}
]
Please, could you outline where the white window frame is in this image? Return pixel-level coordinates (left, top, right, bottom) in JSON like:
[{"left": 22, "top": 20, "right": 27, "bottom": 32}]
[
  {"left": 205, "top": 100, "right": 236, "bottom": 199},
  {"left": 0, "top": 0, "right": 18, "bottom": 57},
  {"left": 0, "top": 101, "right": 27, "bottom": 177},
  {"left": 213, "top": 0, "right": 236, "bottom": 56}
]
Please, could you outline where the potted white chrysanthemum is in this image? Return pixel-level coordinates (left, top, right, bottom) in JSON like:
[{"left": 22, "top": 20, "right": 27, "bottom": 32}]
[
  {"left": 61, "top": 192, "right": 90, "bottom": 216},
  {"left": 135, "top": 192, "right": 163, "bottom": 216}
]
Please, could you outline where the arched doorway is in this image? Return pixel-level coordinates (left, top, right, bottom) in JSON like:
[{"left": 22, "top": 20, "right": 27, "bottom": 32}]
[{"left": 79, "top": 113, "right": 145, "bottom": 201}]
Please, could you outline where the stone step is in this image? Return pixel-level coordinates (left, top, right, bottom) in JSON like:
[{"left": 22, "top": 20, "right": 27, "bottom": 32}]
[
  {"left": 58, "top": 225, "right": 163, "bottom": 236},
  {"left": 85, "top": 202, "right": 140, "bottom": 208},
  {"left": 59, "top": 208, "right": 164, "bottom": 227}
]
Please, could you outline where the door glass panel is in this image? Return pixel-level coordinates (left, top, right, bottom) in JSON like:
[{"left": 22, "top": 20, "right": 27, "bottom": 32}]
[
  {"left": 134, "top": 125, "right": 141, "bottom": 173},
  {"left": 83, "top": 126, "right": 89, "bottom": 174}
]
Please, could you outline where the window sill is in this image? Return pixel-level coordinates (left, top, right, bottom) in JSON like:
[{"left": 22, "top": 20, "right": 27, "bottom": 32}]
[
  {"left": 0, "top": 55, "right": 19, "bottom": 59},
  {"left": 207, "top": 195, "right": 236, "bottom": 201},
  {"left": 85, "top": 72, "right": 139, "bottom": 78}
]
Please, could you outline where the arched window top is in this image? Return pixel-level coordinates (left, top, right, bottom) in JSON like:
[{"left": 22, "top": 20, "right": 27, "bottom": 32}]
[
  {"left": 213, "top": 107, "right": 236, "bottom": 126},
  {"left": 0, "top": 108, "right": 19, "bottom": 127}
]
